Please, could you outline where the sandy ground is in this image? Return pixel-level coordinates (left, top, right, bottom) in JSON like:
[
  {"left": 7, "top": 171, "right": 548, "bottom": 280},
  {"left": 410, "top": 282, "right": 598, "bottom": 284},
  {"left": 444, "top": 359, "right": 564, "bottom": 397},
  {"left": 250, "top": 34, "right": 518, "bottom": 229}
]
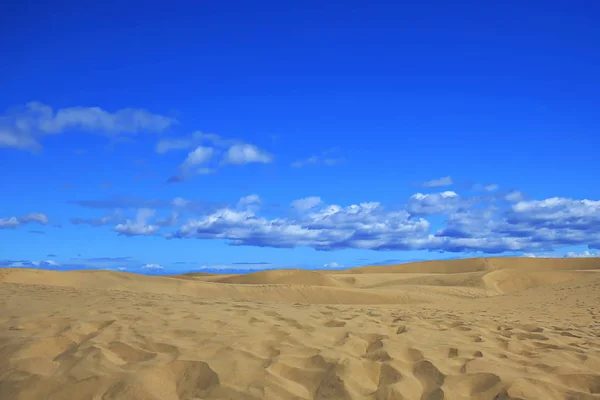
[{"left": 1, "top": 257, "right": 600, "bottom": 400}]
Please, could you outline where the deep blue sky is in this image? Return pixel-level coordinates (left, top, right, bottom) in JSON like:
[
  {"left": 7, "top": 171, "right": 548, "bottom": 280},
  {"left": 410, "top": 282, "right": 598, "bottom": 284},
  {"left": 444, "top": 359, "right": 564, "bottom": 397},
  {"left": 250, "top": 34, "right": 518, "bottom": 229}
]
[{"left": 1, "top": 0, "right": 599, "bottom": 273}]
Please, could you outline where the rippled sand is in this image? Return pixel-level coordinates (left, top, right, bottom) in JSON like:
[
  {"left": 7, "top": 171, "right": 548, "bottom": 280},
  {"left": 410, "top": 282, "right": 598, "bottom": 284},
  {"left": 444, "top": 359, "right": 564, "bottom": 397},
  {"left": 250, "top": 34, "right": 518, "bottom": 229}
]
[{"left": 1, "top": 257, "right": 599, "bottom": 399}]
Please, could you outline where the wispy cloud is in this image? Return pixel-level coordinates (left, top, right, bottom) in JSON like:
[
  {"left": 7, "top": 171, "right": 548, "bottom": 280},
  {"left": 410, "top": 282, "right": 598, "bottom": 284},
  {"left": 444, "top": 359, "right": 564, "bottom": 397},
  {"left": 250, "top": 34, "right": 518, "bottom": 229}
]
[
  {"left": 156, "top": 131, "right": 239, "bottom": 153},
  {"left": 291, "top": 196, "right": 322, "bottom": 211},
  {"left": 0, "top": 102, "right": 175, "bottom": 152},
  {"left": 231, "top": 261, "right": 272, "bottom": 265},
  {"left": 0, "top": 212, "right": 49, "bottom": 229},
  {"left": 70, "top": 211, "right": 124, "bottom": 227},
  {"left": 291, "top": 149, "right": 345, "bottom": 168},
  {"left": 421, "top": 176, "right": 454, "bottom": 188},
  {"left": 470, "top": 183, "right": 500, "bottom": 192}
]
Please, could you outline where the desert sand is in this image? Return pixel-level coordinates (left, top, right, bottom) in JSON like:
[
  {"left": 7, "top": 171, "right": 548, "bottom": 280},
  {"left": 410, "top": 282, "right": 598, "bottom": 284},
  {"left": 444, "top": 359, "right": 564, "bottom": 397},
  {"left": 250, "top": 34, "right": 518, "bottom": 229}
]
[{"left": 1, "top": 257, "right": 600, "bottom": 400}]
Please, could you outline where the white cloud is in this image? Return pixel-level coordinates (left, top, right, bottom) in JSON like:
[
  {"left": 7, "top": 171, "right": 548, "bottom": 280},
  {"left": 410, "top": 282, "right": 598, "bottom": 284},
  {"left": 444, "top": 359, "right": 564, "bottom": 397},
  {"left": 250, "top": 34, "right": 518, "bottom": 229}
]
[
  {"left": 0, "top": 217, "right": 20, "bottom": 229},
  {"left": 237, "top": 194, "right": 261, "bottom": 209},
  {"left": 141, "top": 263, "right": 164, "bottom": 269},
  {"left": 172, "top": 197, "right": 189, "bottom": 208},
  {"left": 1, "top": 102, "right": 175, "bottom": 151},
  {"left": 171, "top": 202, "right": 431, "bottom": 250},
  {"left": 323, "top": 261, "right": 343, "bottom": 268},
  {"left": 155, "top": 212, "right": 178, "bottom": 227},
  {"left": 165, "top": 136, "right": 273, "bottom": 182},
  {"left": 291, "top": 148, "right": 345, "bottom": 168},
  {"left": 113, "top": 208, "right": 159, "bottom": 236},
  {"left": 167, "top": 190, "right": 600, "bottom": 254},
  {"left": 407, "top": 191, "right": 464, "bottom": 215},
  {"left": 182, "top": 146, "right": 214, "bottom": 168},
  {"left": 291, "top": 196, "right": 322, "bottom": 211},
  {"left": 509, "top": 198, "right": 600, "bottom": 230},
  {"left": 422, "top": 176, "right": 453, "bottom": 188},
  {"left": 564, "top": 250, "right": 600, "bottom": 258},
  {"left": 504, "top": 190, "right": 524, "bottom": 203},
  {"left": 71, "top": 210, "right": 123, "bottom": 227},
  {"left": 472, "top": 183, "right": 500, "bottom": 192},
  {"left": 0, "top": 212, "right": 49, "bottom": 229},
  {"left": 291, "top": 155, "right": 345, "bottom": 168},
  {"left": 222, "top": 144, "right": 273, "bottom": 165},
  {"left": 31, "top": 260, "right": 59, "bottom": 267},
  {"left": 9, "top": 260, "right": 58, "bottom": 268},
  {"left": 156, "top": 131, "right": 238, "bottom": 153}
]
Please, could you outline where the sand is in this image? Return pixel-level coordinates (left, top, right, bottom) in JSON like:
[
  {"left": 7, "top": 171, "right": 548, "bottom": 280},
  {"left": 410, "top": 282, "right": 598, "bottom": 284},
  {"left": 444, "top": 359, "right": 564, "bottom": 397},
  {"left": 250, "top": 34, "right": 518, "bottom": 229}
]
[{"left": 1, "top": 257, "right": 600, "bottom": 400}]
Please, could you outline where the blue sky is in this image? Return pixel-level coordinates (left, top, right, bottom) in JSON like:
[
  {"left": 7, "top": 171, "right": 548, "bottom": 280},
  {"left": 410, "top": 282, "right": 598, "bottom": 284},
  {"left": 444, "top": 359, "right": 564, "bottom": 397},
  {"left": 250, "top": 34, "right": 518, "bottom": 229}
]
[{"left": 1, "top": 0, "right": 599, "bottom": 274}]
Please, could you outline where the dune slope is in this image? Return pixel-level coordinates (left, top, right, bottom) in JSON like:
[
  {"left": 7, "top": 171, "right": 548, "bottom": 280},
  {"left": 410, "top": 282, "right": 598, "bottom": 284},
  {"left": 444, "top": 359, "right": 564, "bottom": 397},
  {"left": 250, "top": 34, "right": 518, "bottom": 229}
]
[{"left": 1, "top": 257, "right": 600, "bottom": 400}]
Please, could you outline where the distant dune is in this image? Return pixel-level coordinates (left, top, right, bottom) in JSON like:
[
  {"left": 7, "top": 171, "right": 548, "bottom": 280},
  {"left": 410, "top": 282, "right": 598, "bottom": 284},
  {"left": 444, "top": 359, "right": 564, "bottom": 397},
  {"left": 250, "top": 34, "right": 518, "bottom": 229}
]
[
  {"left": 1, "top": 257, "right": 599, "bottom": 399},
  {"left": 344, "top": 256, "right": 600, "bottom": 274},
  {"left": 214, "top": 269, "right": 348, "bottom": 287}
]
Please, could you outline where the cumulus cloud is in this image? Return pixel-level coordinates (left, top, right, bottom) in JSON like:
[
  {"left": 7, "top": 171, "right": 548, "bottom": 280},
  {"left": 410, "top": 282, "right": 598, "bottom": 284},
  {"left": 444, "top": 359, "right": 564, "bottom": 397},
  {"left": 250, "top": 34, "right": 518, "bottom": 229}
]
[
  {"left": 421, "top": 176, "right": 453, "bottom": 188},
  {"left": 406, "top": 191, "right": 465, "bottom": 215},
  {"left": 508, "top": 198, "right": 600, "bottom": 230},
  {"left": 323, "top": 261, "right": 343, "bottom": 269},
  {"left": 564, "top": 250, "right": 600, "bottom": 258},
  {"left": 0, "top": 212, "right": 49, "bottom": 229},
  {"left": 170, "top": 202, "right": 431, "bottom": 250},
  {"left": 182, "top": 146, "right": 214, "bottom": 168},
  {"left": 166, "top": 191, "right": 600, "bottom": 255},
  {"left": 65, "top": 188, "right": 600, "bottom": 255},
  {"left": 222, "top": 144, "right": 273, "bottom": 165},
  {"left": 0, "top": 102, "right": 175, "bottom": 151},
  {"left": 113, "top": 208, "right": 159, "bottom": 236},
  {"left": 237, "top": 194, "right": 261, "bottom": 210},
  {"left": 163, "top": 134, "right": 272, "bottom": 182},
  {"left": 167, "top": 146, "right": 217, "bottom": 181},
  {"left": 432, "top": 196, "right": 600, "bottom": 253},
  {"left": 291, "top": 196, "right": 322, "bottom": 211}
]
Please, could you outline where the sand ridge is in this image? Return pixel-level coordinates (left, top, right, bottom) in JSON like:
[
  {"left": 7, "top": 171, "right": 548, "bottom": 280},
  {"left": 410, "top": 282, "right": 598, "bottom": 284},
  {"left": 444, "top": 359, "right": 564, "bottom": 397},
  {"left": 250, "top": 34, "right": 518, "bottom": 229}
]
[{"left": 1, "top": 257, "right": 600, "bottom": 399}]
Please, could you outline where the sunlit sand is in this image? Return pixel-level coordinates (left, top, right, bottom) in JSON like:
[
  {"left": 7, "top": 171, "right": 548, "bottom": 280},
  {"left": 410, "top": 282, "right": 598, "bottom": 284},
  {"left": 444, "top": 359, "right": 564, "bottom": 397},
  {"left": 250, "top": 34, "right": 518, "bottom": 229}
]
[{"left": 1, "top": 257, "right": 599, "bottom": 399}]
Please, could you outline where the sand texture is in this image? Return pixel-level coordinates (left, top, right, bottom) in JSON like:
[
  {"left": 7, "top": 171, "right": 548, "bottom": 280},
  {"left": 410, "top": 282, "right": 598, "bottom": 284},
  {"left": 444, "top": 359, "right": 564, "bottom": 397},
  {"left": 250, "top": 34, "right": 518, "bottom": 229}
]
[{"left": 1, "top": 257, "right": 600, "bottom": 399}]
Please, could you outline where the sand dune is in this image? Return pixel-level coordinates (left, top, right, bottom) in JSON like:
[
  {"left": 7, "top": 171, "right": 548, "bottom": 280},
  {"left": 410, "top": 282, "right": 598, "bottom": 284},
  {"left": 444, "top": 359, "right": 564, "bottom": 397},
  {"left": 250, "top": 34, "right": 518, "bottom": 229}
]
[
  {"left": 1, "top": 257, "right": 600, "bottom": 399},
  {"left": 215, "top": 269, "right": 348, "bottom": 287},
  {"left": 344, "top": 256, "right": 600, "bottom": 274}
]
